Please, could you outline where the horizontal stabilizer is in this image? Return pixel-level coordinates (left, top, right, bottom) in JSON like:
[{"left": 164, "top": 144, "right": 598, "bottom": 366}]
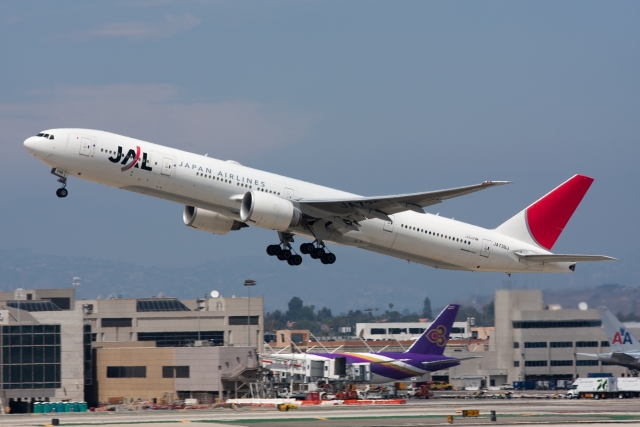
[
  {"left": 515, "top": 252, "right": 616, "bottom": 263},
  {"left": 421, "top": 356, "right": 482, "bottom": 366}
]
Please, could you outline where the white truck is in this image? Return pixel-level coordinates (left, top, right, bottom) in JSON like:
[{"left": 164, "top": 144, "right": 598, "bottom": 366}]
[{"left": 567, "top": 378, "right": 640, "bottom": 399}]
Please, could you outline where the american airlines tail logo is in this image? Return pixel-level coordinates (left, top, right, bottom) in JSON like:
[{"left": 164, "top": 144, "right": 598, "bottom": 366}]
[
  {"left": 612, "top": 328, "right": 633, "bottom": 345},
  {"left": 108, "top": 146, "right": 152, "bottom": 172},
  {"left": 426, "top": 325, "right": 447, "bottom": 346}
]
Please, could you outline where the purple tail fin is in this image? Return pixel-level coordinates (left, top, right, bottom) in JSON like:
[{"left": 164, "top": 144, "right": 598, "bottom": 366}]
[{"left": 405, "top": 304, "right": 460, "bottom": 355}]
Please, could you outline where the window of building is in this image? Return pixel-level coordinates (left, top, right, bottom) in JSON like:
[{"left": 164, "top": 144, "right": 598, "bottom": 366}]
[
  {"left": 601, "top": 341, "right": 610, "bottom": 347},
  {"left": 524, "top": 360, "right": 548, "bottom": 367},
  {"left": 291, "top": 333, "right": 305, "bottom": 343},
  {"left": 513, "top": 342, "right": 520, "bottom": 349},
  {"left": 106, "top": 366, "right": 146, "bottom": 378},
  {"left": 370, "top": 328, "right": 386, "bottom": 335},
  {"left": 6, "top": 301, "right": 61, "bottom": 312},
  {"left": 83, "top": 324, "right": 92, "bottom": 386},
  {"left": 101, "top": 318, "right": 132, "bottom": 328},
  {"left": 136, "top": 299, "right": 190, "bottom": 312},
  {"left": 551, "top": 360, "right": 573, "bottom": 366},
  {"left": 576, "top": 360, "right": 599, "bottom": 366},
  {"left": 162, "top": 366, "right": 190, "bottom": 378},
  {"left": 1, "top": 325, "right": 61, "bottom": 389},
  {"left": 388, "top": 328, "right": 406, "bottom": 334},
  {"left": 137, "top": 331, "right": 224, "bottom": 347},
  {"left": 524, "top": 342, "right": 547, "bottom": 348},
  {"left": 48, "top": 298, "right": 71, "bottom": 310},
  {"left": 513, "top": 361, "right": 520, "bottom": 367},
  {"left": 409, "top": 328, "right": 425, "bottom": 334},
  {"left": 451, "top": 327, "right": 465, "bottom": 334},
  {"left": 228, "top": 316, "right": 259, "bottom": 326},
  {"left": 550, "top": 342, "right": 573, "bottom": 348},
  {"left": 513, "top": 320, "right": 601, "bottom": 329},
  {"left": 576, "top": 341, "right": 599, "bottom": 347}
]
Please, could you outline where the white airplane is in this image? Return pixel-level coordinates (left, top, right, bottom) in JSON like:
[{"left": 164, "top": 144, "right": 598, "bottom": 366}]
[
  {"left": 24, "top": 129, "right": 615, "bottom": 273},
  {"left": 577, "top": 307, "right": 640, "bottom": 376}
]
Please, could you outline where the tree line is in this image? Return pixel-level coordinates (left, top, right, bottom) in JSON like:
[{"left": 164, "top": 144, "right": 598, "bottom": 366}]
[{"left": 264, "top": 296, "right": 495, "bottom": 335}]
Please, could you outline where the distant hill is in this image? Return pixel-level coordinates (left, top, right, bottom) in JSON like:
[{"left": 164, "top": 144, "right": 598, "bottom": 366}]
[{"left": 454, "top": 284, "right": 640, "bottom": 318}]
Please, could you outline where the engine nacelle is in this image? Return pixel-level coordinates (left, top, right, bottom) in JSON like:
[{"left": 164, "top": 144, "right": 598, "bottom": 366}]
[
  {"left": 240, "top": 191, "right": 301, "bottom": 231},
  {"left": 183, "top": 206, "right": 246, "bottom": 235}
]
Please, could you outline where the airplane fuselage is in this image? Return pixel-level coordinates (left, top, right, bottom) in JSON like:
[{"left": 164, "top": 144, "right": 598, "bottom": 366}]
[
  {"left": 262, "top": 352, "right": 460, "bottom": 384},
  {"left": 24, "top": 129, "right": 576, "bottom": 273}
]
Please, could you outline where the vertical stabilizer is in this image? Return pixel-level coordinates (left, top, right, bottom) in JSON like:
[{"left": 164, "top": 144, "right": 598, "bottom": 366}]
[
  {"left": 495, "top": 174, "right": 593, "bottom": 250},
  {"left": 598, "top": 306, "right": 640, "bottom": 353},
  {"left": 405, "top": 304, "right": 459, "bottom": 355}
]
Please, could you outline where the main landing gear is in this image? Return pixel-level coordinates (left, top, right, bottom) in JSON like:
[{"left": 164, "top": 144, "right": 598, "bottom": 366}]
[
  {"left": 266, "top": 233, "right": 302, "bottom": 266},
  {"left": 300, "top": 241, "right": 336, "bottom": 265}
]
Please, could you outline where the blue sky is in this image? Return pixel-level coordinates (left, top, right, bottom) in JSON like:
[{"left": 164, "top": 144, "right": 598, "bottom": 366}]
[{"left": 2, "top": 1, "right": 639, "bottom": 312}]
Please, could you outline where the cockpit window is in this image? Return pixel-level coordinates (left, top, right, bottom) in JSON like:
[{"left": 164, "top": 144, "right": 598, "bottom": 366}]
[
  {"left": 37, "top": 133, "right": 44, "bottom": 137},
  {"left": 43, "top": 134, "right": 49, "bottom": 138},
  {"left": 49, "top": 135, "right": 54, "bottom": 140}
]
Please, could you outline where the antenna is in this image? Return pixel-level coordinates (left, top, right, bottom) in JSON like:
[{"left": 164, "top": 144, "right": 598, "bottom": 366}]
[{"left": 210, "top": 290, "right": 220, "bottom": 298}]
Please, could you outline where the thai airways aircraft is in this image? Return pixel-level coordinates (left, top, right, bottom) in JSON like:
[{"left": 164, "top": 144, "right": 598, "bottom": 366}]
[
  {"left": 576, "top": 307, "right": 640, "bottom": 376},
  {"left": 24, "top": 129, "right": 614, "bottom": 272},
  {"left": 262, "top": 304, "right": 478, "bottom": 384}
]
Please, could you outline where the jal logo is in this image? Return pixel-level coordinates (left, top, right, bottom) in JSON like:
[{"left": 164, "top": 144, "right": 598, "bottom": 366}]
[
  {"left": 426, "top": 325, "right": 447, "bottom": 347},
  {"left": 612, "top": 328, "right": 633, "bottom": 345},
  {"left": 108, "top": 146, "right": 152, "bottom": 172}
]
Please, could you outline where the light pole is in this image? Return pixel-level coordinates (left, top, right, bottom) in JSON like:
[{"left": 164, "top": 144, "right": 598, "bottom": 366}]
[
  {"left": 244, "top": 280, "right": 256, "bottom": 347},
  {"left": 196, "top": 298, "right": 206, "bottom": 342}
]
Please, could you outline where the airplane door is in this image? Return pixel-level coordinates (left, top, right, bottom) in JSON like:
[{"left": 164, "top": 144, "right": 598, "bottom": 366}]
[
  {"left": 383, "top": 215, "right": 395, "bottom": 232},
  {"left": 480, "top": 239, "right": 491, "bottom": 258},
  {"left": 79, "top": 137, "right": 92, "bottom": 156},
  {"left": 161, "top": 158, "right": 173, "bottom": 176},
  {"left": 284, "top": 187, "right": 294, "bottom": 199}
]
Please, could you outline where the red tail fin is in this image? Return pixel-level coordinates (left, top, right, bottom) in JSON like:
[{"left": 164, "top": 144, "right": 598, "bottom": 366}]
[{"left": 496, "top": 175, "right": 593, "bottom": 250}]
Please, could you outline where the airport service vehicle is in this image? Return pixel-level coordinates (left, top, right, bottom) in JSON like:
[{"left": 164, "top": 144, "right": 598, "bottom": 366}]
[
  {"left": 24, "top": 129, "right": 615, "bottom": 272},
  {"left": 429, "top": 381, "right": 453, "bottom": 390},
  {"left": 261, "top": 305, "right": 479, "bottom": 384},
  {"left": 577, "top": 307, "right": 640, "bottom": 375},
  {"left": 567, "top": 378, "right": 640, "bottom": 399}
]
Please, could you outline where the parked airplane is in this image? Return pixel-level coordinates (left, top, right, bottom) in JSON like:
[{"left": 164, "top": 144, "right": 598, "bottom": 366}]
[
  {"left": 24, "top": 129, "right": 615, "bottom": 272},
  {"left": 262, "top": 304, "right": 477, "bottom": 384},
  {"left": 576, "top": 307, "right": 640, "bottom": 376}
]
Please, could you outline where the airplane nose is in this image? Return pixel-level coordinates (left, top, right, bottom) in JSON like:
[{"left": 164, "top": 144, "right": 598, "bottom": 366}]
[{"left": 24, "top": 136, "right": 37, "bottom": 153}]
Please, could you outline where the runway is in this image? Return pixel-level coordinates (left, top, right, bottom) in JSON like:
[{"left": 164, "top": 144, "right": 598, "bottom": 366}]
[{"left": 5, "top": 399, "right": 640, "bottom": 427}]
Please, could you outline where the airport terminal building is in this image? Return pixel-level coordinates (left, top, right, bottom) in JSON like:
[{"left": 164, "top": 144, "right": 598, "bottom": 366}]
[{"left": 439, "top": 290, "right": 629, "bottom": 388}]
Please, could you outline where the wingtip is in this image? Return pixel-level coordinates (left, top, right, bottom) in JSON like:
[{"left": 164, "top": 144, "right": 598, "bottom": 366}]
[{"left": 482, "top": 180, "right": 511, "bottom": 186}]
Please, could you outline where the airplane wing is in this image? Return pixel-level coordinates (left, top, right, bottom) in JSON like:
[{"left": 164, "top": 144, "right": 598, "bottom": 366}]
[
  {"left": 515, "top": 252, "right": 617, "bottom": 263},
  {"left": 298, "top": 181, "right": 510, "bottom": 220},
  {"left": 421, "top": 356, "right": 482, "bottom": 366}
]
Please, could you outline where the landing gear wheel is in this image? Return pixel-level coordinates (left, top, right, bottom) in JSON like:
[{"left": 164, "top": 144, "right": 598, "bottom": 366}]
[
  {"left": 280, "top": 250, "right": 292, "bottom": 260},
  {"left": 310, "top": 251, "right": 318, "bottom": 259},
  {"left": 313, "top": 248, "right": 326, "bottom": 258},
  {"left": 56, "top": 188, "right": 68, "bottom": 198},
  {"left": 287, "top": 258, "right": 295, "bottom": 266},
  {"left": 291, "top": 255, "right": 302, "bottom": 265},
  {"left": 300, "top": 243, "right": 313, "bottom": 254},
  {"left": 322, "top": 253, "right": 336, "bottom": 264}
]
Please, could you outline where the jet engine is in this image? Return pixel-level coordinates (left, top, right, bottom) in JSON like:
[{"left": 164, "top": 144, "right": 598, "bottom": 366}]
[
  {"left": 183, "top": 206, "right": 247, "bottom": 235},
  {"left": 240, "top": 191, "right": 301, "bottom": 231}
]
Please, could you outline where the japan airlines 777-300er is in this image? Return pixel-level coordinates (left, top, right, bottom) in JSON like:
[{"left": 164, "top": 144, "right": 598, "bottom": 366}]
[{"left": 24, "top": 129, "right": 615, "bottom": 273}]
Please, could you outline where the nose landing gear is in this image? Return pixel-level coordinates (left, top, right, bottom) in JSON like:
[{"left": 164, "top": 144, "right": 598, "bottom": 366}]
[
  {"left": 300, "top": 241, "right": 336, "bottom": 264},
  {"left": 51, "top": 168, "right": 69, "bottom": 198}
]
